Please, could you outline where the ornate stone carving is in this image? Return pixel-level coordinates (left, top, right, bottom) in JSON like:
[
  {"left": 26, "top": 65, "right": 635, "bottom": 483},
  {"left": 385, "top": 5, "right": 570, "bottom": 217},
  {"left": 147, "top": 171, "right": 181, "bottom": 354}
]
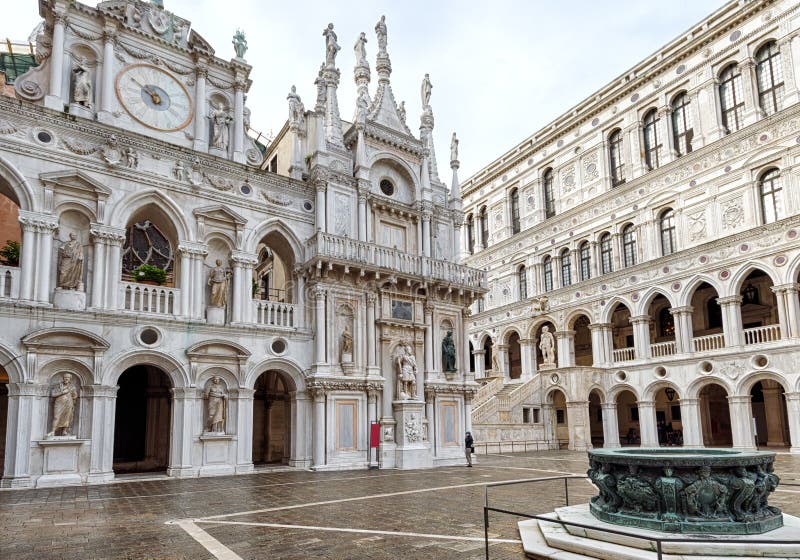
[
  {"left": 47, "top": 373, "right": 78, "bottom": 437},
  {"left": 404, "top": 413, "right": 422, "bottom": 443},
  {"left": 395, "top": 343, "right": 418, "bottom": 400},
  {"left": 538, "top": 325, "right": 556, "bottom": 367},
  {"left": 442, "top": 330, "right": 456, "bottom": 373},
  {"left": 207, "top": 259, "right": 230, "bottom": 308},
  {"left": 204, "top": 377, "right": 227, "bottom": 433},
  {"left": 323, "top": 23, "right": 340, "bottom": 68},
  {"left": 688, "top": 211, "right": 707, "bottom": 241},
  {"left": 721, "top": 197, "right": 744, "bottom": 230},
  {"left": 232, "top": 29, "right": 248, "bottom": 59},
  {"left": 57, "top": 233, "right": 84, "bottom": 291}
]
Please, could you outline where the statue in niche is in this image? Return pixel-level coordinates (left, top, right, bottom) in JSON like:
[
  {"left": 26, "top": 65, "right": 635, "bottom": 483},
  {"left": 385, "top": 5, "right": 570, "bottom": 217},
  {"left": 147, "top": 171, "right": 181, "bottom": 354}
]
[
  {"left": 323, "top": 23, "right": 340, "bottom": 68},
  {"left": 450, "top": 132, "right": 459, "bottom": 162},
  {"left": 232, "top": 29, "right": 248, "bottom": 59},
  {"left": 375, "top": 15, "right": 387, "bottom": 54},
  {"left": 491, "top": 350, "right": 501, "bottom": 372},
  {"left": 395, "top": 343, "right": 417, "bottom": 400},
  {"left": 211, "top": 104, "right": 232, "bottom": 150},
  {"left": 420, "top": 73, "right": 432, "bottom": 108},
  {"left": 442, "top": 330, "right": 457, "bottom": 372},
  {"left": 354, "top": 32, "right": 368, "bottom": 66},
  {"left": 539, "top": 325, "right": 556, "bottom": 366},
  {"left": 204, "top": 376, "right": 227, "bottom": 433},
  {"left": 48, "top": 373, "right": 78, "bottom": 437},
  {"left": 340, "top": 324, "right": 353, "bottom": 362},
  {"left": 72, "top": 57, "right": 93, "bottom": 109},
  {"left": 207, "top": 259, "right": 230, "bottom": 308},
  {"left": 57, "top": 232, "right": 84, "bottom": 291}
]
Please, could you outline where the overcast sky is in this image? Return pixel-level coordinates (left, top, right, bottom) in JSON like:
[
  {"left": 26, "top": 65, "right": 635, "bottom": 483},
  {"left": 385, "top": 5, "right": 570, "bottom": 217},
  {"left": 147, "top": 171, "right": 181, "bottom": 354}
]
[{"left": 5, "top": 0, "right": 725, "bottom": 179}]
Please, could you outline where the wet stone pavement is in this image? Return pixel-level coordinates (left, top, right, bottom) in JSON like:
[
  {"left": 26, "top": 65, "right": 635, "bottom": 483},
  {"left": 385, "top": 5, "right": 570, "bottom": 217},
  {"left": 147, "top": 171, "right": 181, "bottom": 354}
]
[{"left": 1, "top": 450, "right": 799, "bottom": 560}]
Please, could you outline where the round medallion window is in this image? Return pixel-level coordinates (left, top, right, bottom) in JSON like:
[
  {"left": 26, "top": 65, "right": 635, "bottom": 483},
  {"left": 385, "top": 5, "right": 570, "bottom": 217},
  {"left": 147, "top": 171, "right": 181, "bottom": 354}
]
[
  {"left": 139, "top": 328, "right": 159, "bottom": 345},
  {"left": 37, "top": 131, "right": 52, "bottom": 143},
  {"left": 271, "top": 338, "right": 287, "bottom": 355},
  {"left": 303, "top": 200, "right": 313, "bottom": 212},
  {"left": 380, "top": 179, "right": 395, "bottom": 196},
  {"left": 240, "top": 183, "right": 252, "bottom": 195},
  {"left": 699, "top": 361, "right": 713, "bottom": 374}
]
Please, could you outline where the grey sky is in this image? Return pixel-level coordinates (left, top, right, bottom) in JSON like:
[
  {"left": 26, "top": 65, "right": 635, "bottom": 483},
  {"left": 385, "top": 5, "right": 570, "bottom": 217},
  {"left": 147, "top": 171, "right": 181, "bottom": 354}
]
[{"left": 4, "top": 0, "right": 724, "bottom": 179}]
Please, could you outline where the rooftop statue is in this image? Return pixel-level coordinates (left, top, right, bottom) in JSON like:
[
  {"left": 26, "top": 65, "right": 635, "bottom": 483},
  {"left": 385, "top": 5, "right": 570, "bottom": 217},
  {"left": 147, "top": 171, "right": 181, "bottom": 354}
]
[
  {"left": 450, "top": 132, "right": 459, "bottom": 162},
  {"left": 375, "top": 15, "right": 388, "bottom": 54},
  {"left": 421, "top": 73, "right": 432, "bottom": 108},
  {"left": 323, "top": 23, "right": 340, "bottom": 68},
  {"left": 354, "top": 32, "right": 368, "bottom": 66},
  {"left": 232, "top": 29, "right": 248, "bottom": 59}
]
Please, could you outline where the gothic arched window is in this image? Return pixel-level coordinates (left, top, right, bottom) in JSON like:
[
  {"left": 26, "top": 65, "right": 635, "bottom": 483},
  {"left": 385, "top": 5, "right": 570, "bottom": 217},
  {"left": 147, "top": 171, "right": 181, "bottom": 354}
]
[
  {"left": 642, "top": 108, "right": 661, "bottom": 171},
  {"left": 622, "top": 224, "right": 637, "bottom": 268},
  {"left": 759, "top": 168, "right": 783, "bottom": 224},
  {"left": 609, "top": 129, "right": 625, "bottom": 187},
  {"left": 755, "top": 41, "right": 784, "bottom": 116},
  {"left": 671, "top": 92, "right": 693, "bottom": 156},
  {"left": 719, "top": 64, "right": 744, "bottom": 134},
  {"left": 660, "top": 208, "right": 677, "bottom": 256},
  {"left": 600, "top": 233, "right": 613, "bottom": 274},
  {"left": 122, "top": 221, "right": 175, "bottom": 282}
]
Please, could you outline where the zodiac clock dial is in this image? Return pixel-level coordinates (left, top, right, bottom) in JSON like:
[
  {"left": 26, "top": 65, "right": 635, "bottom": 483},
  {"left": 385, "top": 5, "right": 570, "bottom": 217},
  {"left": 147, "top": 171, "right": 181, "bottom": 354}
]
[{"left": 115, "top": 64, "right": 193, "bottom": 132}]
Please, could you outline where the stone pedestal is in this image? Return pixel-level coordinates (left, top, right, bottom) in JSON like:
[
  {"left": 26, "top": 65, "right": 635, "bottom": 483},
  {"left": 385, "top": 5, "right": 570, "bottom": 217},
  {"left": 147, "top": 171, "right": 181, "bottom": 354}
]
[
  {"left": 53, "top": 288, "right": 86, "bottom": 311},
  {"left": 209, "top": 146, "right": 227, "bottom": 158},
  {"left": 392, "top": 400, "right": 432, "bottom": 469},
  {"left": 68, "top": 102, "right": 94, "bottom": 119},
  {"left": 207, "top": 306, "right": 225, "bottom": 325},
  {"left": 199, "top": 433, "right": 235, "bottom": 476},
  {"left": 36, "top": 438, "right": 87, "bottom": 487},
  {"left": 539, "top": 362, "right": 556, "bottom": 371}
]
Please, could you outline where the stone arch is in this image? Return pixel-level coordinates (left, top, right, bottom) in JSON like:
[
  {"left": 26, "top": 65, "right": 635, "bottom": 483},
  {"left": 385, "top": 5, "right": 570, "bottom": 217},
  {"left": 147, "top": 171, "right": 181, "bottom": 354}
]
[
  {"left": 679, "top": 274, "right": 724, "bottom": 307},
  {"left": 367, "top": 152, "right": 421, "bottom": 194},
  {"left": 642, "top": 379, "right": 682, "bottom": 402},
  {"left": 109, "top": 190, "right": 192, "bottom": 242},
  {"left": 38, "top": 358, "right": 94, "bottom": 387},
  {"left": 599, "top": 297, "right": 634, "bottom": 323},
  {"left": 685, "top": 375, "right": 734, "bottom": 400},
  {"left": 104, "top": 350, "right": 189, "bottom": 388},
  {"left": 53, "top": 199, "right": 98, "bottom": 224},
  {"left": 528, "top": 315, "right": 557, "bottom": 338},
  {"left": 784, "top": 252, "right": 800, "bottom": 287},
  {"left": 736, "top": 370, "right": 791, "bottom": 396},
  {"left": 245, "top": 357, "right": 306, "bottom": 392},
  {"left": 587, "top": 385, "right": 607, "bottom": 403},
  {"left": 0, "top": 155, "right": 36, "bottom": 212},
  {"left": 500, "top": 326, "right": 522, "bottom": 344},
  {"left": 544, "top": 386, "right": 571, "bottom": 404},
  {"left": 727, "top": 261, "right": 781, "bottom": 297},
  {"left": 196, "top": 367, "right": 239, "bottom": 392},
  {"left": 0, "top": 342, "right": 25, "bottom": 384},
  {"left": 565, "top": 308, "right": 594, "bottom": 329},
  {"left": 635, "top": 287, "right": 676, "bottom": 316},
  {"left": 205, "top": 230, "right": 236, "bottom": 253},
  {"left": 245, "top": 218, "right": 304, "bottom": 265},
  {"left": 608, "top": 384, "right": 640, "bottom": 402}
]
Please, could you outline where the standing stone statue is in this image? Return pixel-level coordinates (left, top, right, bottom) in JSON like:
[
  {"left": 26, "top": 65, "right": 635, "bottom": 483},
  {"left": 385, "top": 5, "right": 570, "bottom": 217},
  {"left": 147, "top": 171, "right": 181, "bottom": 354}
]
[
  {"left": 450, "top": 132, "right": 459, "bottom": 162},
  {"left": 323, "top": 23, "right": 340, "bottom": 68},
  {"left": 397, "top": 101, "right": 406, "bottom": 123},
  {"left": 207, "top": 259, "right": 230, "bottom": 308},
  {"left": 72, "top": 57, "right": 93, "bottom": 109},
  {"left": 314, "top": 64, "right": 327, "bottom": 109},
  {"left": 442, "top": 330, "right": 457, "bottom": 372},
  {"left": 354, "top": 32, "right": 368, "bottom": 66},
  {"left": 539, "top": 325, "right": 556, "bottom": 366},
  {"left": 58, "top": 232, "right": 84, "bottom": 290},
  {"left": 396, "top": 343, "right": 418, "bottom": 400},
  {"left": 287, "top": 85, "right": 305, "bottom": 129},
  {"left": 375, "top": 15, "right": 387, "bottom": 54},
  {"left": 48, "top": 373, "right": 78, "bottom": 437},
  {"left": 204, "top": 376, "right": 227, "bottom": 433},
  {"left": 211, "top": 105, "right": 232, "bottom": 150},
  {"left": 421, "top": 73, "right": 432, "bottom": 108},
  {"left": 232, "top": 29, "right": 248, "bottom": 59},
  {"left": 341, "top": 324, "right": 353, "bottom": 355}
]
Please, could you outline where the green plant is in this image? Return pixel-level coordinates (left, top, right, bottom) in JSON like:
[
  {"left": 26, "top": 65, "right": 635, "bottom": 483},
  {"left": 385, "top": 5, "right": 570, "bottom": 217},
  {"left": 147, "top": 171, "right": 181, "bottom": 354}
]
[
  {"left": 252, "top": 278, "right": 259, "bottom": 297},
  {"left": 133, "top": 264, "right": 167, "bottom": 285},
  {"left": 0, "top": 240, "right": 20, "bottom": 266}
]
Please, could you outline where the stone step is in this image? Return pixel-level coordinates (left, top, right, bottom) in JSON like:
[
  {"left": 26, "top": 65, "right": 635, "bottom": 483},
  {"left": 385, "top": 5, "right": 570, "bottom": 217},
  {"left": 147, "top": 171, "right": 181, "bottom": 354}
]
[{"left": 517, "top": 518, "right": 591, "bottom": 560}]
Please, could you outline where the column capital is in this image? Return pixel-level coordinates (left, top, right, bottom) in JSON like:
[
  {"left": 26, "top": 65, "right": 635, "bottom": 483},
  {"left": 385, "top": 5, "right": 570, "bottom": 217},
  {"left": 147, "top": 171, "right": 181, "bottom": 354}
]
[
  {"left": 307, "top": 385, "right": 326, "bottom": 401},
  {"left": 629, "top": 315, "right": 651, "bottom": 325},
  {"left": 717, "top": 295, "right": 743, "bottom": 306},
  {"left": 589, "top": 322, "right": 613, "bottom": 330},
  {"left": 90, "top": 224, "right": 126, "bottom": 246},
  {"left": 726, "top": 395, "right": 752, "bottom": 405},
  {"left": 366, "top": 291, "right": 377, "bottom": 304},
  {"left": 178, "top": 242, "right": 209, "bottom": 257},
  {"left": 600, "top": 402, "right": 617, "bottom": 410},
  {"left": 18, "top": 210, "right": 58, "bottom": 233},
  {"left": 312, "top": 285, "right": 327, "bottom": 300},
  {"left": 472, "top": 349, "right": 486, "bottom": 356},
  {"left": 230, "top": 250, "right": 259, "bottom": 267},
  {"left": 669, "top": 305, "right": 694, "bottom": 315},
  {"left": 678, "top": 398, "right": 699, "bottom": 406},
  {"left": 773, "top": 283, "right": 800, "bottom": 293},
  {"left": 785, "top": 392, "right": 800, "bottom": 402},
  {"left": 555, "top": 330, "right": 575, "bottom": 339},
  {"left": 636, "top": 400, "right": 656, "bottom": 407}
]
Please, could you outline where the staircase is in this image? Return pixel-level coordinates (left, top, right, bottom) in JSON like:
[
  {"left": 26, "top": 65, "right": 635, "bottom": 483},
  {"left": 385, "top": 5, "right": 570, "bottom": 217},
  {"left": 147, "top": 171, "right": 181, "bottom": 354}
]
[{"left": 472, "top": 376, "right": 542, "bottom": 424}]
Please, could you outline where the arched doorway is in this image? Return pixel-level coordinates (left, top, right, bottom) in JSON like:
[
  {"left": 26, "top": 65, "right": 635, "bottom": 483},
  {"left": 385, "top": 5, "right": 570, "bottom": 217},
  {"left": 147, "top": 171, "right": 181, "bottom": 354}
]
[
  {"left": 0, "top": 366, "right": 8, "bottom": 478},
  {"left": 588, "top": 390, "right": 603, "bottom": 447},
  {"left": 572, "top": 315, "right": 593, "bottom": 366},
  {"left": 689, "top": 281, "right": 723, "bottom": 351},
  {"left": 506, "top": 331, "right": 522, "bottom": 380},
  {"left": 616, "top": 390, "right": 640, "bottom": 445},
  {"left": 654, "top": 387, "right": 682, "bottom": 446},
  {"left": 252, "top": 371, "right": 293, "bottom": 465},
  {"left": 113, "top": 365, "right": 172, "bottom": 474},
  {"left": 738, "top": 269, "right": 779, "bottom": 343},
  {"left": 610, "top": 304, "right": 634, "bottom": 361},
  {"left": 751, "top": 380, "right": 790, "bottom": 448},
  {"left": 699, "top": 383, "right": 732, "bottom": 446},
  {"left": 647, "top": 294, "right": 675, "bottom": 357},
  {"left": 549, "top": 389, "right": 568, "bottom": 447},
  {"left": 0, "top": 180, "right": 21, "bottom": 298}
]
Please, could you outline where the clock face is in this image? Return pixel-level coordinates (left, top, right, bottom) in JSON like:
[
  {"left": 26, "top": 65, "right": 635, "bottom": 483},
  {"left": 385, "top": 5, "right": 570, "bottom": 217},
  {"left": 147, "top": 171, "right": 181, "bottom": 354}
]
[{"left": 116, "top": 64, "right": 193, "bottom": 131}]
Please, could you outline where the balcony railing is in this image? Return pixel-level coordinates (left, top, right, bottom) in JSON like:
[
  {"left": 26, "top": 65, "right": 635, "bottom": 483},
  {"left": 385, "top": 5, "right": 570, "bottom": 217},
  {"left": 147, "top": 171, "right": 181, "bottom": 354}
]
[
  {"left": 612, "top": 347, "right": 635, "bottom": 362},
  {"left": 650, "top": 340, "right": 676, "bottom": 357},
  {"left": 253, "top": 300, "right": 298, "bottom": 328},
  {"left": 120, "top": 282, "right": 180, "bottom": 316},
  {"left": 744, "top": 324, "right": 780, "bottom": 345},
  {"left": 0, "top": 265, "right": 19, "bottom": 299},
  {"left": 693, "top": 332, "right": 725, "bottom": 352},
  {"left": 306, "top": 232, "right": 487, "bottom": 290}
]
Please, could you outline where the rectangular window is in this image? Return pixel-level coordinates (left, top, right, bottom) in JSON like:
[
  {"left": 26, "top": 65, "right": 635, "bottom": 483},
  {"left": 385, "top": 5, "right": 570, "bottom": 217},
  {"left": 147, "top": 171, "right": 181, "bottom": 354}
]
[
  {"left": 532, "top": 408, "right": 540, "bottom": 423},
  {"left": 543, "top": 260, "right": 553, "bottom": 292},
  {"left": 600, "top": 237, "right": 613, "bottom": 274},
  {"left": 523, "top": 407, "right": 531, "bottom": 423},
  {"left": 579, "top": 245, "right": 591, "bottom": 281},
  {"left": 510, "top": 190, "right": 521, "bottom": 234},
  {"left": 336, "top": 400, "right": 358, "bottom": 451},
  {"left": 556, "top": 409, "right": 565, "bottom": 425}
]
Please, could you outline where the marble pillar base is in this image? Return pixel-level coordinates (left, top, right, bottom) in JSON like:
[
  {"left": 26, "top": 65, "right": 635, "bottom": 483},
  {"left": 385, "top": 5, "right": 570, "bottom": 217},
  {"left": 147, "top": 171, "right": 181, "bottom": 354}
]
[
  {"left": 35, "top": 438, "right": 87, "bottom": 487},
  {"left": 207, "top": 306, "right": 225, "bottom": 325},
  {"left": 392, "top": 400, "right": 432, "bottom": 469},
  {"left": 54, "top": 288, "right": 86, "bottom": 310},
  {"left": 68, "top": 102, "right": 94, "bottom": 119},
  {"left": 199, "top": 433, "right": 235, "bottom": 476},
  {"left": 519, "top": 504, "right": 800, "bottom": 559},
  {"left": 539, "top": 363, "right": 556, "bottom": 370}
]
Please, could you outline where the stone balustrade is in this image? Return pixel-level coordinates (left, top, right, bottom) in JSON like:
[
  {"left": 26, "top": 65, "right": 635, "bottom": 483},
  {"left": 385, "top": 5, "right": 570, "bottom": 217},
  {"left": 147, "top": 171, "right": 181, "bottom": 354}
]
[
  {"left": 744, "top": 324, "right": 781, "bottom": 345},
  {"left": 612, "top": 347, "right": 635, "bottom": 362},
  {"left": 692, "top": 332, "right": 725, "bottom": 352},
  {"left": 649, "top": 340, "right": 676, "bottom": 357},
  {"left": 120, "top": 282, "right": 180, "bottom": 317},
  {"left": 253, "top": 300, "right": 298, "bottom": 329}
]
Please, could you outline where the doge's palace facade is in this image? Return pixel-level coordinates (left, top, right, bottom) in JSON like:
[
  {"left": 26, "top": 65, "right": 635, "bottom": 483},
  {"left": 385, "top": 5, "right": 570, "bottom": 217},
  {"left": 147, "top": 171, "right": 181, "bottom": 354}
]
[
  {"left": 0, "top": 0, "right": 483, "bottom": 488},
  {"left": 464, "top": 0, "right": 800, "bottom": 454}
]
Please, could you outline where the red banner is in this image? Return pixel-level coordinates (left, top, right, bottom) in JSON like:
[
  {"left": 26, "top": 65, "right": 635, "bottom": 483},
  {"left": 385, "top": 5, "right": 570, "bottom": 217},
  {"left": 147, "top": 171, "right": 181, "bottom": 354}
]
[{"left": 370, "top": 422, "right": 381, "bottom": 448}]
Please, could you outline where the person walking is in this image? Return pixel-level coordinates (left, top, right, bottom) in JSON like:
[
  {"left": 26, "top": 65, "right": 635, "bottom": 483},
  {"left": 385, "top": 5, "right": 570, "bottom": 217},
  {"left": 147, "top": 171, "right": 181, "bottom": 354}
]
[{"left": 465, "top": 431, "right": 474, "bottom": 467}]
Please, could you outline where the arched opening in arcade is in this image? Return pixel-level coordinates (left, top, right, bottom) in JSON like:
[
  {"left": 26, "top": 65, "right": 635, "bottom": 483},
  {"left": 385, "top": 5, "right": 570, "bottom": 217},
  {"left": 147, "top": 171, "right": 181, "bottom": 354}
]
[
  {"left": 610, "top": 303, "right": 634, "bottom": 361},
  {"left": 0, "top": 366, "right": 8, "bottom": 478},
  {"left": 122, "top": 205, "right": 179, "bottom": 286},
  {"left": 750, "top": 380, "right": 790, "bottom": 448},
  {"left": 533, "top": 321, "right": 557, "bottom": 369},
  {"left": 699, "top": 383, "right": 732, "bottom": 446},
  {"left": 483, "top": 337, "right": 494, "bottom": 374},
  {"left": 654, "top": 386, "right": 683, "bottom": 446},
  {"left": 647, "top": 294, "right": 675, "bottom": 357},
  {"left": 588, "top": 390, "right": 604, "bottom": 447},
  {"left": 113, "top": 365, "right": 173, "bottom": 474},
  {"left": 468, "top": 341, "right": 475, "bottom": 375},
  {"left": 548, "top": 389, "right": 569, "bottom": 447},
  {"left": 0, "top": 175, "right": 22, "bottom": 297},
  {"left": 572, "top": 314, "right": 593, "bottom": 366},
  {"left": 689, "top": 282, "right": 723, "bottom": 351},
  {"left": 738, "top": 269, "right": 779, "bottom": 344},
  {"left": 506, "top": 331, "right": 522, "bottom": 380},
  {"left": 616, "top": 389, "right": 640, "bottom": 446},
  {"left": 252, "top": 370, "right": 293, "bottom": 465},
  {"left": 253, "top": 231, "right": 297, "bottom": 303}
]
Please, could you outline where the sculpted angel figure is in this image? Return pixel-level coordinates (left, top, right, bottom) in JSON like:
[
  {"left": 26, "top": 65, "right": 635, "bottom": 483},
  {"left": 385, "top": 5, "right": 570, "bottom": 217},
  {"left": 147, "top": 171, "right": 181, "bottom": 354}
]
[{"left": 323, "top": 23, "right": 340, "bottom": 67}]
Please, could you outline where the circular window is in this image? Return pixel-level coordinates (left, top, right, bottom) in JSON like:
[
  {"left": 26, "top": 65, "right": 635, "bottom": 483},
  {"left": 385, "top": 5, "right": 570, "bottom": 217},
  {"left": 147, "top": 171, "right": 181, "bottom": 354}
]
[
  {"left": 615, "top": 370, "right": 627, "bottom": 382},
  {"left": 37, "top": 131, "right": 52, "bottom": 143},
  {"left": 654, "top": 366, "right": 667, "bottom": 378},
  {"left": 751, "top": 354, "right": 768, "bottom": 369},
  {"left": 380, "top": 179, "right": 394, "bottom": 196},
  {"left": 140, "top": 328, "right": 159, "bottom": 345},
  {"left": 271, "top": 338, "right": 287, "bottom": 355},
  {"left": 302, "top": 200, "right": 313, "bottom": 212},
  {"left": 699, "top": 361, "right": 713, "bottom": 374},
  {"left": 240, "top": 183, "right": 252, "bottom": 195}
]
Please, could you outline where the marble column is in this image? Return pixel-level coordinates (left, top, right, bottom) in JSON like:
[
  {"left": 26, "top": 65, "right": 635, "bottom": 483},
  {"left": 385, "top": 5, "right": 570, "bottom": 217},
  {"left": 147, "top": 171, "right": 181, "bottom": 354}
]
[
  {"left": 728, "top": 395, "right": 756, "bottom": 450},
  {"left": 424, "top": 302, "right": 434, "bottom": 379},
  {"left": 785, "top": 392, "right": 800, "bottom": 454},
  {"left": 104, "top": 229, "right": 125, "bottom": 311},
  {"left": 659, "top": 106, "right": 675, "bottom": 163},
  {"left": 421, "top": 211, "right": 431, "bottom": 258},
  {"left": 637, "top": 400, "right": 659, "bottom": 447},
  {"left": 718, "top": 296, "right": 743, "bottom": 347},
  {"left": 232, "top": 80, "right": 245, "bottom": 163},
  {"left": 357, "top": 191, "right": 367, "bottom": 242},
  {"left": 519, "top": 339, "right": 534, "bottom": 380},
  {"left": 36, "top": 221, "right": 56, "bottom": 304},
  {"left": 168, "top": 387, "right": 197, "bottom": 477},
  {"left": 178, "top": 246, "right": 192, "bottom": 318},
  {"left": 473, "top": 349, "right": 486, "bottom": 379},
  {"left": 779, "top": 284, "right": 800, "bottom": 338},
  {"left": 1, "top": 383, "right": 45, "bottom": 487},
  {"left": 496, "top": 344, "right": 508, "bottom": 381},
  {"left": 589, "top": 323, "right": 612, "bottom": 366},
  {"left": 233, "top": 388, "right": 255, "bottom": 472},
  {"left": 567, "top": 401, "right": 590, "bottom": 451},
  {"left": 90, "top": 229, "right": 108, "bottom": 309},
  {"left": 366, "top": 293, "right": 377, "bottom": 371},
  {"left": 555, "top": 330, "right": 575, "bottom": 368},
  {"left": 45, "top": 10, "right": 66, "bottom": 109},
  {"left": 313, "top": 286, "right": 327, "bottom": 364},
  {"left": 679, "top": 398, "right": 703, "bottom": 448},
  {"left": 741, "top": 57, "right": 763, "bottom": 125},
  {"left": 18, "top": 218, "right": 36, "bottom": 301},
  {"left": 98, "top": 25, "right": 116, "bottom": 120},
  {"left": 601, "top": 403, "right": 621, "bottom": 448},
  {"left": 311, "top": 388, "right": 326, "bottom": 468},
  {"left": 761, "top": 383, "right": 789, "bottom": 447},
  {"left": 193, "top": 61, "right": 208, "bottom": 151},
  {"left": 315, "top": 183, "right": 326, "bottom": 232},
  {"left": 669, "top": 306, "right": 694, "bottom": 353},
  {"left": 630, "top": 315, "right": 652, "bottom": 359},
  {"left": 86, "top": 385, "right": 117, "bottom": 484},
  {"left": 464, "top": 393, "right": 473, "bottom": 435}
]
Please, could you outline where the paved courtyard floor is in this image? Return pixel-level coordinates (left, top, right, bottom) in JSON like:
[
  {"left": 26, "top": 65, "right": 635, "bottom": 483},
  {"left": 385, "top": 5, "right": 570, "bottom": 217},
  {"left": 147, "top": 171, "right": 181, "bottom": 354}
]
[{"left": 1, "top": 450, "right": 799, "bottom": 560}]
